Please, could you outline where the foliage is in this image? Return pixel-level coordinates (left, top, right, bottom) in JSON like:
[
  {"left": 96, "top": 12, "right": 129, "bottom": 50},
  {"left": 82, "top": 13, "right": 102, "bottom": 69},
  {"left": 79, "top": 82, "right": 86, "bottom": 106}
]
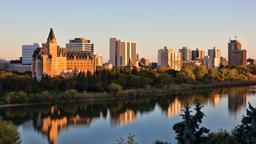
[
  {"left": 108, "top": 83, "right": 122, "bottom": 94},
  {"left": 173, "top": 101, "right": 209, "bottom": 144},
  {"left": 0, "top": 119, "right": 21, "bottom": 144},
  {"left": 116, "top": 133, "right": 137, "bottom": 144},
  {"left": 233, "top": 103, "right": 256, "bottom": 144}
]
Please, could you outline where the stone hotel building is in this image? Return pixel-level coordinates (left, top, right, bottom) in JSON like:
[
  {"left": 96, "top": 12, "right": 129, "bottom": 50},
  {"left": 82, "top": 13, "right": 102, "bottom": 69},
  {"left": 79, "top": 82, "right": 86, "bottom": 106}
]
[{"left": 32, "top": 28, "right": 96, "bottom": 80}]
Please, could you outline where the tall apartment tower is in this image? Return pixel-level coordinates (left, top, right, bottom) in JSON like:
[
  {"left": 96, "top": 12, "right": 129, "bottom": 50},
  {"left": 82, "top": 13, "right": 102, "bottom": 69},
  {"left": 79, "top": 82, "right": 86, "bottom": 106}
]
[
  {"left": 179, "top": 47, "right": 192, "bottom": 63},
  {"left": 158, "top": 47, "right": 182, "bottom": 71},
  {"left": 207, "top": 47, "right": 221, "bottom": 69},
  {"left": 22, "top": 43, "right": 41, "bottom": 65},
  {"left": 192, "top": 48, "right": 205, "bottom": 61},
  {"left": 109, "top": 38, "right": 136, "bottom": 67},
  {"left": 228, "top": 39, "right": 247, "bottom": 66}
]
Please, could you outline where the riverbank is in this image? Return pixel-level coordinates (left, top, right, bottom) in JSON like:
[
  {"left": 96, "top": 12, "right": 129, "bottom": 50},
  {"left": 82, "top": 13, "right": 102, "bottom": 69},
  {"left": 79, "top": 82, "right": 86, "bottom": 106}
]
[{"left": 0, "top": 80, "right": 256, "bottom": 108}]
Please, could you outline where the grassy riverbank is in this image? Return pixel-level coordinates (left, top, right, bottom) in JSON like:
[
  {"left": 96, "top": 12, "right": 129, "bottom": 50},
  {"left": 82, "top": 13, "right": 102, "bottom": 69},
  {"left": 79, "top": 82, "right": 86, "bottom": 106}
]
[{"left": 1, "top": 80, "right": 256, "bottom": 108}]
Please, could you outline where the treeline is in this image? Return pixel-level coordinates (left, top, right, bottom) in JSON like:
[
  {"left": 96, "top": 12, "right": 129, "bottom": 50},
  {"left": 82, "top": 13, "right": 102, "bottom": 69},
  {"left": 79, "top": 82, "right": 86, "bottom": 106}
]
[{"left": 0, "top": 65, "right": 256, "bottom": 103}]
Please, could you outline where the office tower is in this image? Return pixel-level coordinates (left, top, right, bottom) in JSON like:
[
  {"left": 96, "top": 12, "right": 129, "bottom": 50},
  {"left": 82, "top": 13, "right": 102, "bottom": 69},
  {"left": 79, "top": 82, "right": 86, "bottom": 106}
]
[
  {"left": 66, "top": 37, "right": 94, "bottom": 53},
  {"left": 179, "top": 46, "right": 192, "bottom": 63},
  {"left": 207, "top": 47, "right": 221, "bottom": 69},
  {"left": 158, "top": 47, "right": 182, "bottom": 71},
  {"left": 228, "top": 39, "right": 247, "bottom": 66},
  {"left": 95, "top": 55, "right": 103, "bottom": 66},
  {"left": 192, "top": 48, "right": 205, "bottom": 61},
  {"left": 32, "top": 28, "right": 96, "bottom": 80},
  {"left": 109, "top": 38, "right": 136, "bottom": 67},
  {"left": 22, "top": 43, "right": 41, "bottom": 65}
]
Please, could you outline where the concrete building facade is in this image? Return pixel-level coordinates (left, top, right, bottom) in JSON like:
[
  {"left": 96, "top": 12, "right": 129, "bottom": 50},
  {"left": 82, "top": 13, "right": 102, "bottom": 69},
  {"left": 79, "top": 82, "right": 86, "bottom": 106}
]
[
  {"left": 22, "top": 43, "right": 41, "bottom": 65},
  {"left": 158, "top": 47, "right": 182, "bottom": 71},
  {"left": 109, "top": 38, "right": 136, "bottom": 67},
  {"left": 179, "top": 47, "right": 192, "bottom": 63},
  {"left": 228, "top": 39, "right": 247, "bottom": 66}
]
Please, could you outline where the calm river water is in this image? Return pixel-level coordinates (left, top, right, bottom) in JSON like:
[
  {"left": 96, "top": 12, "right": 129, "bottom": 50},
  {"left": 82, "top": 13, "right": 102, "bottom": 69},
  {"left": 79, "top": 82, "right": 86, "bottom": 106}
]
[{"left": 1, "top": 86, "right": 256, "bottom": 144}]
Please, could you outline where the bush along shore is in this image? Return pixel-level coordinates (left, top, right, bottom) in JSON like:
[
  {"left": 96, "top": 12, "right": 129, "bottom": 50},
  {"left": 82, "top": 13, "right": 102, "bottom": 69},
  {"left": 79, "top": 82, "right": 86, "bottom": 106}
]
[
  {"left": 1, "top": 64, "right": 256, "bottom": 106},
  {"left": 1, "top": 80, "right": 256, "bottom": 107}
]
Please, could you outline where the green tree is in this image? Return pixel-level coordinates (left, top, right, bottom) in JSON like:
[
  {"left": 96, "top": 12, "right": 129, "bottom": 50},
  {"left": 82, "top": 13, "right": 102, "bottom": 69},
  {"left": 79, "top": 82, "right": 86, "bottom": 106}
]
[
  {"left": 0, "top": 119, "right": 21, "bottom": 144},
  {"left": 173, "top": 102, "right": 209, "bottom": 144},
  {"left": 194, "top": 65, "right": 208, "bottom": 80},
  {"left": 108, "top": 83, "right": 122, "bottom": 95},
  {"left": 177, "top": 67, "right": 196, "bottom": 83},
  {"left": 233, "top": 103, "right": 256, "bottom": 144},
  {"left": 116, "top": 133, "right": 137, "bottom": 144}
]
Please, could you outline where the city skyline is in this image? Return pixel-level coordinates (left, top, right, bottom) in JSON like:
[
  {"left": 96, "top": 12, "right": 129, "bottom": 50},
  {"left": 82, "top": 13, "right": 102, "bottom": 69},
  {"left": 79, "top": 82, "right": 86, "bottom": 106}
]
[{"left": 0, "top": 0, "right": 256, "bottom": 61}]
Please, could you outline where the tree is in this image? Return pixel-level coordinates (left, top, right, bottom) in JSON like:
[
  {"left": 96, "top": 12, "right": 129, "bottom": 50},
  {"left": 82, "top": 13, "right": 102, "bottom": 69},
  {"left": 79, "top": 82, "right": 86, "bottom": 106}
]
[
  {"left": 173, "top": 102, "right": 209, "bottom": 144},
  {"left": 177, "top": 67, "right": 196, "bottom": 83},
  {"left": 108, "top": 83, "right": 122, "bottom": 95},
  {"left": 194, "top": 65, "right": 208, "bottom": 80},
  {"left": 0, "top": 119, "right": 21, "bottom": 144},
  {"left": 116, "top": 133, "right": 137, "bottom": 144},
  {"left": 233, "top": 103, "right": 256, "bottom": 144}
]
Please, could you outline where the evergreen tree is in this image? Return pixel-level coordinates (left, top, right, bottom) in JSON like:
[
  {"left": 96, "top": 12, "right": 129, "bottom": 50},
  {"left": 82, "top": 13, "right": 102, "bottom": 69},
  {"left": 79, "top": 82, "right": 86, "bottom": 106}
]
[
  {"left": 233, "top": 103, "right": 256, "bottom": 144},
  {"left": 173, "top": 102, "right": 209, "bottom": 144}
]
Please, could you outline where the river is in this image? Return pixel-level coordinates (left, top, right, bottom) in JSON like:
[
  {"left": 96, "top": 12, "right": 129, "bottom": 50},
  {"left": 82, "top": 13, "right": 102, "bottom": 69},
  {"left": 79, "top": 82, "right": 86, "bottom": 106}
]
[{"left": 1, "top": 86, "right": 256, "bottom": 144}]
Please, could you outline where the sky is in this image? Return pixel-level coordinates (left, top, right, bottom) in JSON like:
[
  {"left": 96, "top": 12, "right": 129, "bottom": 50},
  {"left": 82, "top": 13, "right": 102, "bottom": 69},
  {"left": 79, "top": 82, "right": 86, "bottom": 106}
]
[{"left": 0, "top": 0, "right": 255, "bottom": 62}]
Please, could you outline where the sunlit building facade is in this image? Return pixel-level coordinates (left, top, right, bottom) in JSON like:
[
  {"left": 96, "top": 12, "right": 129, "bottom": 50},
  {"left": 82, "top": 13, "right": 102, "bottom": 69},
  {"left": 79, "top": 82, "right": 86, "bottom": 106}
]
[
  {"left": 32, "top": 28, "right": 95, "bottom": 80},
  {"left": 109, "top": 38, "right": 137, "bottom": 67},
  {"left": 158, "top": 47, "right": 182, "bottom": 71}
]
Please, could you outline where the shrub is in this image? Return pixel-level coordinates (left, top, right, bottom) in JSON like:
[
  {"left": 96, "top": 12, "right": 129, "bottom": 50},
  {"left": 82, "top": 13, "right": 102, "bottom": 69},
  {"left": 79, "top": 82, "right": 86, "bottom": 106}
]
[
  {"left": 108, "top": 83, "right": 122, "bottom": 94},
  {"left": 0, "top": 119, "right": 21, "bottom": 144}
]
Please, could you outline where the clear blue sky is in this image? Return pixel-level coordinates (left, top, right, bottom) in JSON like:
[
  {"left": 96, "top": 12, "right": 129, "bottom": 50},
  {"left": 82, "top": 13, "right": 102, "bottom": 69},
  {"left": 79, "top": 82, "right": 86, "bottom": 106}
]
[{"left": 0, "top": 0, "right": 255, "bottom": 61}]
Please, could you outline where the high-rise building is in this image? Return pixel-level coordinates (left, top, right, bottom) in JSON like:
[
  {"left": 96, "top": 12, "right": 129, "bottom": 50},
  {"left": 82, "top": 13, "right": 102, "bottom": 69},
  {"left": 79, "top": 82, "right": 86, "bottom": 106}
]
[
  {"left": 179, "top": 47, "right": 192, "bottom": 63},
  {"left": 192, "top": 48, "right": 205, "bottom": 61},
  {"left": 158, "top": 47, "right": 182, "bottom": 71},
  {"left": 32, "top": 28, "right": 96, "bottom": 80},
  {"left": 66, "top": 37, "right": 94, "bottom": 53},
  {"left": 228, "top": 39, "right": 247, "bottom": 66},
  {"left": 109, "top": 38, "right": 136, "bottom": 67},
  {"left": 207, "top": 47, "right": 221, "bottom": 69},
  {"left": 22, "top": 43, "right": 41, "bottom": 65},
  {"left": 95, "top": 55, "right": 103, "bottom": 66}
]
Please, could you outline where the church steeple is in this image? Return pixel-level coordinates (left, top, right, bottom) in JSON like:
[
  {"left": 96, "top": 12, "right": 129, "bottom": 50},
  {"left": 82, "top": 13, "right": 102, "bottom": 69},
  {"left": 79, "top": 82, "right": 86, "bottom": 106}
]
[{"left": 47, "top": 28, "right": 56, "bottom": 43}]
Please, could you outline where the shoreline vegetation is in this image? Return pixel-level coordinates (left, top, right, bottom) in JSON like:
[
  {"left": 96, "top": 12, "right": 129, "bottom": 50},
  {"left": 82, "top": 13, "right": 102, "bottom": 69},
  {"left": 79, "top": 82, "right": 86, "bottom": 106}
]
[
  {"left": 0, "top": 80, "right": 256, "bottom": 108},
  {"left": 1, "top": 64, "right": 256, "bottom": 107}
]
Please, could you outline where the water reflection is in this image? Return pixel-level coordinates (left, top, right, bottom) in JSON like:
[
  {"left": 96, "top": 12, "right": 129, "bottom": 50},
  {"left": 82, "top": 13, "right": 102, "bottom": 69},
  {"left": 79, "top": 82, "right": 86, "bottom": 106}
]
[{"left": 0, "top": 86, "right": 255, "bottom": 144}]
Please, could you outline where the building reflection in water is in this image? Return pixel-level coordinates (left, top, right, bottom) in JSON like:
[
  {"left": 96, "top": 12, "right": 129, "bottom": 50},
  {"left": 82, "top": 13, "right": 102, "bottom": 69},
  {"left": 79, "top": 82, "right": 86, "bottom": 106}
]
[
  {"left": 110, "top": 109, "right": 136, "bottom": 127},
  {"left": 167, "top": 98, "right": 182, "bottom": 118},
  {"left": 209, "top": 93, "right": 221, "bottom": 108},
  {"left": 34, "top": 106, "right": 94, "bottom": 144},
  {"left": 228, "top": 93, "right": 247, "bottom": 116}
]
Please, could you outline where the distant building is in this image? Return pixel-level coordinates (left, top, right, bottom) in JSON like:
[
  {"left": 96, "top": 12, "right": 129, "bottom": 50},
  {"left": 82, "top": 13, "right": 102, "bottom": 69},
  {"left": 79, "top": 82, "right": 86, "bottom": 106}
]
[
  {"left": 220, "top": 57, "right": 228, "bottom": 66},
  {"left": 109, "top": 38, "right": 136, "bottom": 67},
  {"left": 32, "top": 28, "right": 96, "bottom": 80},
  {"left": 95, "top": 55, "right": 103, "bottom": 66},
  {"left": 149, "top": 62, "right": 158, "bottom": 69},
  {"left": 139, "top": 58, "right": 150, "bottom": 67},
  {"left": 207, "top": 47, "right": 221, "bottom": 69},
  {"left": 228, "top": 39, "right": 247, "bottom": 66},
  {"left": 192, "top": 48, "right": 205, "bottom": 61},
  {"left": 158, "top": 47, "right": 182, "bottom": 71},
  {"left": 0, "top": 59, "right": 8, "bottom": 70},
  {"left": 179, "top": 47, "right": 192, "bottom": 63},
  {"left": 66, "top": 37, "right": 94, "bottom": 54},
  {"left": 247, "top": 58, "right": 256, "bottom": 65},
  {"left": 22, "top": 43, "right": 41, "bottom": 65}
]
